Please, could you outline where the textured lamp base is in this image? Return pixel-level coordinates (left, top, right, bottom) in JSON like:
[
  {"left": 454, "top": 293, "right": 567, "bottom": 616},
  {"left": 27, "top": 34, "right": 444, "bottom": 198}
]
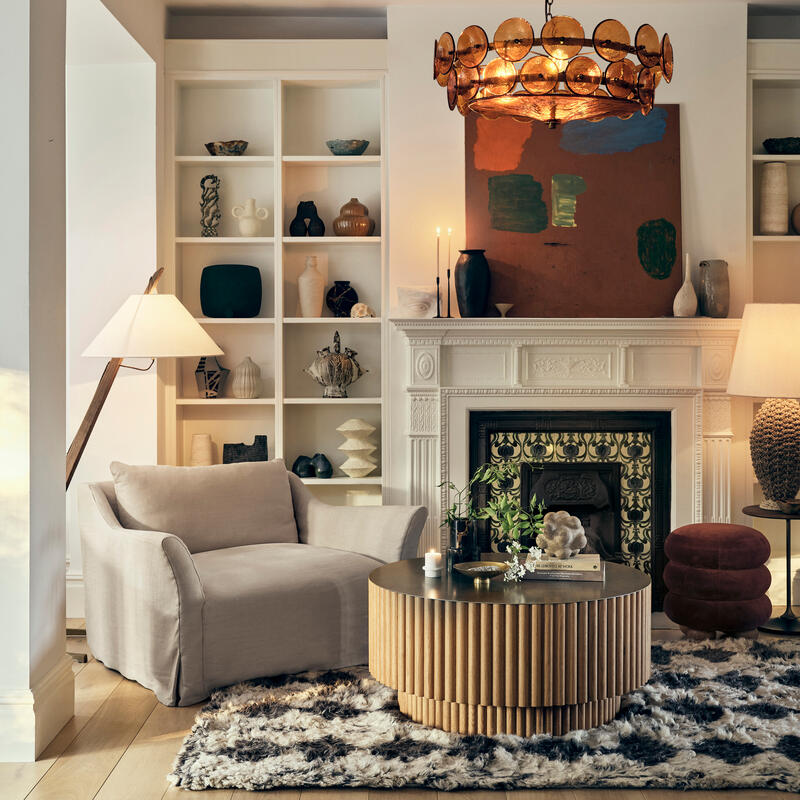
[{"left": 750, "top": 398, "right": 800, "bottom": 510}]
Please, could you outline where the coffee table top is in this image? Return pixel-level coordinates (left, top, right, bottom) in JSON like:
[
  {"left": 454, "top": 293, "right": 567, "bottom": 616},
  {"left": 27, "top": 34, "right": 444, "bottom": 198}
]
[{"left": 369, "top": 558, "right": 649, "bottom": 605}]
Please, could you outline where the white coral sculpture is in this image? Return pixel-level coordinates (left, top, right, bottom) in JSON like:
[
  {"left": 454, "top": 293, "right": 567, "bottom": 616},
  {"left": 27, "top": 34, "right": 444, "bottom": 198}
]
[{"left": 536, "top": 510, "right": 587, "bottom": 559}]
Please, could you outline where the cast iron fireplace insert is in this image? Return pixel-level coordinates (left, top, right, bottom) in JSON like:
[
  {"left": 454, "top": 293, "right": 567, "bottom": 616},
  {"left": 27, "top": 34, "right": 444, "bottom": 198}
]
[{"left": 469, "top": 410, "right": 671, "bottom": 609}]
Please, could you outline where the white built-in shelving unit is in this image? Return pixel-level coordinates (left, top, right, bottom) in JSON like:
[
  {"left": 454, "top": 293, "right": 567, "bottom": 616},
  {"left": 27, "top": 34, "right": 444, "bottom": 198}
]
[
  {"left": 160, "top": 50, "right": 387, "bottom": 506},
  {"left": 747, "top": 40, "right": 800, "bottom": 305}
]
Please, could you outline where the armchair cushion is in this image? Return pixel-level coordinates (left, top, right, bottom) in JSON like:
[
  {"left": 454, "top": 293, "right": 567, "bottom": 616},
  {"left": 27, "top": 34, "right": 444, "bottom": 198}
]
[
  {"left": 192, "top": 542, "right": 381, "bottom": 688},
  {"left": 110, "top": 460, "right": 297, "bottom": 553}
]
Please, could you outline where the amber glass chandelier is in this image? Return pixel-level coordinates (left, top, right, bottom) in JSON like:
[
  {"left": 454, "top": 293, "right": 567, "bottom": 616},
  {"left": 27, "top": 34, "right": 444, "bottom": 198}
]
[{"left": 433, "top": 0, "right": 673, "bottom": 127}]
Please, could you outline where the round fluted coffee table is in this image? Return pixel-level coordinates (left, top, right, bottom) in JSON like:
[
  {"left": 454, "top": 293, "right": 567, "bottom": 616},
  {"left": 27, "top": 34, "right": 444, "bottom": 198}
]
[{"left": 368, "top": 558, "right": 650, "bottom": 736}]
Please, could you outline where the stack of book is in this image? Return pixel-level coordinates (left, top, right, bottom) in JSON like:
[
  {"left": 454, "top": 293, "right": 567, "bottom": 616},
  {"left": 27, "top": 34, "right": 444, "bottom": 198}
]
[{"left": 524, "top": 553, "right": 605, "bottom": 582}]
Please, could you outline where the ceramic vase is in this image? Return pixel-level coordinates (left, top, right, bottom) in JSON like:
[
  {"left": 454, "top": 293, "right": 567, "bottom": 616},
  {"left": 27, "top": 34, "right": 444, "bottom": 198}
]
[
  {"left": 231, "top": 198, "right": 268, "bottom": 237},
  {"left": 195, "top": 356, "right": 229, "bottom": 398},
  {"left": 289, "top": 201, "right": 325, "bottom": 236},
  {"left": 672, "top": 254, "right": 697, "bottom": 318},
  {"left": 298, "top": 256, "right": 324, "bottom": 317},
  {"left": 190, "top": 433, "right": 213, "bottom": 466},
  {"left": 454, "top": 249, "right": 491, "bottom": 317},
  {"left": 760, "top": 161, "right": 789, "bottom": 235},
  {"left": 699, "top": 259, "right": 730, "bottom": 318},
  {"left": 304, "top": 331, "right": 366, "bottom": 398},
  {"left": 337, "top": 418, "right": 377, "bottom": 478},
  {"left": 200, "top": 174, "right": 221, "bottom": 237},
  {"left": 333, "top": 197, "right": 375, "bottom": 237},
  {"left": 326, "top": 280, "right": 359, "bottom": 317},
  {"left": 231, "top": 356, "right": 261, "bottom": 398},
  {"left": 291, "top": 455, "right": 315, "bottom": 478},
  {"left": 311, "top": 453, "right": 333, "bottom": 479}
]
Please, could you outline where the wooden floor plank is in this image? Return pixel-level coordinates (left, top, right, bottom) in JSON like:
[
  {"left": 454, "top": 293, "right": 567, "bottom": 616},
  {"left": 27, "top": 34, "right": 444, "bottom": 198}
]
[
  {"left": 303, "top": 792, "right": 369, "bottom": 799},
  {"left": 26, "top": 678, "right": 156, "bottom": 800},
  {"left": 94, "top": 702, "right": 201, "bottom": 800},
  {"left": 368, "top": 792, "right": 437, "bottom": 799},
  {"left": 232, "top": 791, "right": 301, "bottom": 799},
  {"left": 162, "top": 787, "right": 233, "bottom": 799},
  {"left": 573, "top": 792, "right": 646, "bottom": 799},
  {"left": 507, "top": 791, "right": 577, "bottom": 799}
]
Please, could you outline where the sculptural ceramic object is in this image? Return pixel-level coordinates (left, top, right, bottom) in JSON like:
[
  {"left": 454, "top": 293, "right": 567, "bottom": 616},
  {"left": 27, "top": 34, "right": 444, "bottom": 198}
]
[
  {"left": 222, "top": 435, "right": 268, "bottom": 464},
  {"left": 231, "top": 356, "right": 261, "bottom": 399},
  {"left": 455, "top": 249, "right": 491, "bottom": 317},
  {"left": 495, "top": 303, "right": 513, "bottom": 318},
  {"left": 289, "top": 201, "right": 325, "bottom": 236},
  {"left": 200, "top": 264, "right": 262, "bottom": 318},
  {"left": 397, "top": 286, "right": 436, "bottom": 318},
  {"left": 699, "top": 259, "right": 730, "bottom": 318},
  {"left": 231, "top": 198, "right": 269, "bottom": 237},
  {"left": 337, "top": 418, "right": 377, "bottom": 478},
  {"left": 195, "top": 356, "right": 229, "bottom": 398},
  {"left": 204, "top": 140, "right": 248, "bottom": 156},
  {"left": 333, "top": 197, "right": 375, "bottom": 237},
  {"left": 291, "top": 455, "right": 315, "bottom": 478},
  {"left": 325, "top": 139, "right": 369, "bottom": 156},
  {"left": 536, "top": 510, "right": 588, "bottom": 559},
  {"left": 350, "top": 302, "right": 376, "bottom": 318},
  {"left": 297, "top": 256, "right": 324, "bottom": 317},
  {"left": 326, "top": 280, "right": 359, "bottom": 317},
  {"left": 310, "top": 453, "right": 333, "bottom": 479},
  {"left": 200, "top": 174, "right": 221, "bottom": 237},
  {"left": 760, "top": 161, "right": 789, "bottom": 235},
  {"left": 190, "top": 433, "right": 213, "bottom": 466},
  {"left": 304, "top": 331, "right": 366, "bottom": 399},
  {"left": 672, "top": 254, "right": 697, "bottom": 318}
]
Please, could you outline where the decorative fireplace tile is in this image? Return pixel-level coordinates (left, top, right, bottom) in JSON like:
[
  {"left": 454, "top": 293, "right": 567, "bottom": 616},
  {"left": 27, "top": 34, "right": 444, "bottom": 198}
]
[{"left": 489, "top": 431, "right": 653, "bottom": 573}]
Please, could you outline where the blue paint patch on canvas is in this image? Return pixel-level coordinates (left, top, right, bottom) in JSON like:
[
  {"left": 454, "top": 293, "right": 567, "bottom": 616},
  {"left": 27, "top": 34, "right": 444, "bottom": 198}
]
[{"left": 559, "top": 107, "right": 668, "bottom": 155}]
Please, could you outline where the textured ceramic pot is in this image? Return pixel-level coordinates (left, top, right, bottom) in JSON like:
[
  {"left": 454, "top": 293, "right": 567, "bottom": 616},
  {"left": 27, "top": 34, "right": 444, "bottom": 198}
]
[
  {"left": 454, "top": 249, "right": 491, "bottom": 317},
  {"left": 699, "top": 259, "right": 730, "bottom": 318},
  {"left": 311, "top": 453, "right": 333, "bottom": 479},
  {"left": 304, "top": 331, "right": 366, "bottom": 398},
  {"left": 190, "top": 433, "right": 213, "bottom": 466},
  {"left": 333, "top": 198, "right": 375, "bottom": 237},
  {"left": 760, "top": 161, "right": 789, "bottom": 235},
  {"left": 231, "top": 198, "right": 268, "bottom": 237},
  {"left": 298, "top": 256, "right": 324, "bottom": 317},
  {"left": 337, "top": 418, "right": 377, "bottom": 478},
  {"left": 326, "top": 280, "right": 359, "bottom": 317},
  {"left": 231, "top": 356, "right": 261, "bottom": 399}
]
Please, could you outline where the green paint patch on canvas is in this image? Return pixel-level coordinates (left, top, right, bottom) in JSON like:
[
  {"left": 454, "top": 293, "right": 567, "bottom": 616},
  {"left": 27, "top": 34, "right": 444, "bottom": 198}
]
[
  {"left": 488, "top": 174, "right": 547, "bottom": 233},
  {"left": 637, "top": 218, "right": 677, "bottom": 280},
  {"left": 551, "top": 174, "right": 587, "bottom": 228}
]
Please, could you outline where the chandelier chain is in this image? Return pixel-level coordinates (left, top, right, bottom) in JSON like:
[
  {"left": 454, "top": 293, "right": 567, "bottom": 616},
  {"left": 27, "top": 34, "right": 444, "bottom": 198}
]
[{"left": 544, "top": 0, "right": 553, "bottom": 21}]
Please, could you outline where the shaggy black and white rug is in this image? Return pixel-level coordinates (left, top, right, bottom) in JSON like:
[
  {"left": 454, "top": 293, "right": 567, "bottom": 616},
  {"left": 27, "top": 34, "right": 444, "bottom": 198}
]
[{"left": 170, "top": 638, "right": 800, "bottom": 792}]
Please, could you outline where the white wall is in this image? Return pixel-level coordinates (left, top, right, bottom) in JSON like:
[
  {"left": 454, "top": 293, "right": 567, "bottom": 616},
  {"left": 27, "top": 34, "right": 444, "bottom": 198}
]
[
  {"left": 0, "top": 0, "right": 74, "bottom": 762},
  {"left": 65, "top": 0, "right": 157, "bottom": 617}
]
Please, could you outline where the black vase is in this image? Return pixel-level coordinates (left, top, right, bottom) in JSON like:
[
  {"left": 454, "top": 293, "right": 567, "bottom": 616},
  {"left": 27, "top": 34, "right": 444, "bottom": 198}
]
[
  {"left": 291, "top": 455, "right": 315, "bottom": 477},
  {"left": 311, "top": 453, "right": 333, "bottom": 479},
  {"left": 326, "top": 280, "right": 359, "bottom": 317},
  {"left": 454, "top": 249, "right": 491, "bottom": 317},
  {"left": 448, "top": 518, "right": 480, "bottom": 567},
  {"left": 289, "top": 201, "right": 325, "bottom": 237}
]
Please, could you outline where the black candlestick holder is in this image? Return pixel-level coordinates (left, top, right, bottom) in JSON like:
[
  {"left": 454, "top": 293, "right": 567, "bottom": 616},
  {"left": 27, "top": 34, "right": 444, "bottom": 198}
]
[
  {"left": 434, "top": 276, "right": 442, "bottom": 318},
  {"left": 446, "top": 268, "right": 452, "bottom": 318}
]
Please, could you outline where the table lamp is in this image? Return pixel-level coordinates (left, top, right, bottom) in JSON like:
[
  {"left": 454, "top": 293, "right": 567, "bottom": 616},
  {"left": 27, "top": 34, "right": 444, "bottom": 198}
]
[
  {"left": 66, "top": 269, "right": 223, "bottom": 488},
  {"left": 727, "top": 303, "right": 800, "bottom": 510}
]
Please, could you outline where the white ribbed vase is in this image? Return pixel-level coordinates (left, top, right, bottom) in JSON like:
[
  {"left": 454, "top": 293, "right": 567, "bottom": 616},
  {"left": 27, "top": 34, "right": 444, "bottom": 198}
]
[
  {"left": 760, "top": 161, "right": 789, "bottom": 235},
  {"left": 231, "top": 356, "right": 261, "bottom": 399}
]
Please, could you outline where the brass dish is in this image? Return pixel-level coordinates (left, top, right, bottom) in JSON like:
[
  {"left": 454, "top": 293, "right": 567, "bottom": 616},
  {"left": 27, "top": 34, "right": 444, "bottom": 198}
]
[
  {"left": 453, "top": 560, "right": 509, "bottom": 588},
  {"left": 777, "top": 499, "right": 800, "bottom": 515}
]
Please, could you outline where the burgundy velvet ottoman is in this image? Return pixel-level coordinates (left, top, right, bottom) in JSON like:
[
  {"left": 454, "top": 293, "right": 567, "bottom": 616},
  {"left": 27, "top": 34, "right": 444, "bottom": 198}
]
[{"left": 664, "top": 523, "right": 772, "bottom": 637}]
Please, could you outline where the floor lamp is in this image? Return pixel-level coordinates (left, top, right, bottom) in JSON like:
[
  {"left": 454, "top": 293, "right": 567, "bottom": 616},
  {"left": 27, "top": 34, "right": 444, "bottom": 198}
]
[{"left": 66, "top": 268, "right": 223, "bottom": 489}]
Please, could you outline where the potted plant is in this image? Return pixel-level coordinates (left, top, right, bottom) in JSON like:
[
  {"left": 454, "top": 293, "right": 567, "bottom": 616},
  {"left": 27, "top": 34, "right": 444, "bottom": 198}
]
[
  {"left": 470, "top": 461, "right": 546, "bottom": 581},
  {"left": 438, "top": 479, "right": 479, "bottom": 563}
]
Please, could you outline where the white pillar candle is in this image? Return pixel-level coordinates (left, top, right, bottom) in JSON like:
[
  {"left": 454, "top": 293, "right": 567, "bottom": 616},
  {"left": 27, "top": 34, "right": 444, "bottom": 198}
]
[{"left": 423, "top": 550, "right": 442, "bottom": 577}]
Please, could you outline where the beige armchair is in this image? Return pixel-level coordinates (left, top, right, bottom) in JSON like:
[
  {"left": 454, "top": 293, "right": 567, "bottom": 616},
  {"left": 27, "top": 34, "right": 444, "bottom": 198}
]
[{"left": 79, "top": 470, "right": 426, "bottom": 706}]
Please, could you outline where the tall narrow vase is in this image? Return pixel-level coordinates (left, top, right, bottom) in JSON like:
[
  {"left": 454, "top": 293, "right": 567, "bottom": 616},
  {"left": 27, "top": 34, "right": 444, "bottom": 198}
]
[
  {"left": 454, "top": 249, "right": 491, "bottom": 317},
  {"left": 760, "top": 161, "right": 789, "bottom": 235},
  {"left": 672, "top": 253, "right": 697, "bottom": 318},
  {"left": 298, "top": 256, "right": 324, "bottom": 317}
]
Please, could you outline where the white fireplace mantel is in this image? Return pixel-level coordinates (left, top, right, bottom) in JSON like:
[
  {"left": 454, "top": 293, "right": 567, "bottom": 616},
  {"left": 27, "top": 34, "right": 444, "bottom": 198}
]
[{"left": 392, "top": 318, "right": 741, "bottom": 553}]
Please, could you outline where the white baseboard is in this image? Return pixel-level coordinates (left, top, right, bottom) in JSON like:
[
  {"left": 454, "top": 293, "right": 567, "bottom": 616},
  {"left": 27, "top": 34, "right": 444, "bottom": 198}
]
[
  {"left": 66, "top": 572, "right": 85, "bottom": 619},
  {"left": 0, "top": 654, "right": 74, "bottom": 762}
]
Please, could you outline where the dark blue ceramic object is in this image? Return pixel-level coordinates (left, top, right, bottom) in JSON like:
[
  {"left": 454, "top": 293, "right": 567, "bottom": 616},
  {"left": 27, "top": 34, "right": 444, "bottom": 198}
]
[
  {"left": 200, "top": 264, "right": 262, "bottom": 318},
  {"left": 325, "top": 281, "right": 358, "bottom": 317},
  {"left": 311, "top": 453, "right": 333, "bottom": 479},
  {"left": 292, "top": 455, "right": 315, "bottom": 478}
]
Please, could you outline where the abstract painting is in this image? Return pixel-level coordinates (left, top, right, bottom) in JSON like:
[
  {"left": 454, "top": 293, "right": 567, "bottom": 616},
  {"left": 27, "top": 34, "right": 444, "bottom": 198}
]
[{"left": 465, "top": 105, "right": 681, "bottom": 317}]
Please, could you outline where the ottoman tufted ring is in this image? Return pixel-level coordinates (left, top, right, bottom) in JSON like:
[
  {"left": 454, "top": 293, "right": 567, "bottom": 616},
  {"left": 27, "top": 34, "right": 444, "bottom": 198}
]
[{"left": 664, "top": 523, "right": 772, "bottom": 636}]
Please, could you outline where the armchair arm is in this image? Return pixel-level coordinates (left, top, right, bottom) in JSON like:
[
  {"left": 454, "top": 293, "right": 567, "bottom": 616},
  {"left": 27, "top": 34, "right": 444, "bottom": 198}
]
[
  {"left": 289, "top": 473, "right": 427, "bottom": 563},
  {"left": 78, "top": 483, "right": 206, "bottom": 706}
]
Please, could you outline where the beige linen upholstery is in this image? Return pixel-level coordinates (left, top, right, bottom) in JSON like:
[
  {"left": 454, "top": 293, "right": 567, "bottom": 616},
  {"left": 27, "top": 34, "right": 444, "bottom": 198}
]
[
  {"left": 79, "top": 473, "right": 426, "bottom": 706},
  {"left": 109, "top": 460, "right": 298, "bottom": 553}
]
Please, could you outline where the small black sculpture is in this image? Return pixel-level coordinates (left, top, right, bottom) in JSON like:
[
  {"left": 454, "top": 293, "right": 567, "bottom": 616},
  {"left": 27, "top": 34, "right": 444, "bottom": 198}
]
[
  {"left": 311, "top": 453, "right": 333, "bottom": 479},
  {"left": 200, "top": 264, "right": 262, "bottom": 318},
  {"left": 289, "top": 201, "right": 325, "bottom": 237},
  {"left": 292, "top": 455, "right": 315, "bottom": 478},
  {"left": 195, "top": 356, "right": 229, "bottom": 398},
  {"left": 325, "top": 280, "right": 359, "bottom": 317},
  {"left": 223, "top": 435, "right": 268, "bottom": 464}
]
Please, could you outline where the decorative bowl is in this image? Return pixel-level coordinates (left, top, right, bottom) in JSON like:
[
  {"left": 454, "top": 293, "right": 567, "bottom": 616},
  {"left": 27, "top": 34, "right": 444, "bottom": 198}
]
[
  {"left": 453, "top": 561, "right": 509, "bottom": 587},
  {"left": 205, "top": 140, "right": 248, "bottom": 156},
  {"left": 326, "top": 139, "right": 369, "bottom": 156},
  {"left": 763, "top": 137, "right": 800, "bottom": 155},
  {"left": 778, "top": 499, "right": 800, "bottom": 515}
]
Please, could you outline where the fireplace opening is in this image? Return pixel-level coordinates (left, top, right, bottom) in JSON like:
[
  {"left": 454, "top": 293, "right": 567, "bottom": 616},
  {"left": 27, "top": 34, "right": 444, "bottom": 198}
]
[{"left": 470, "top": 410, "right": 671, "bottom": 609}]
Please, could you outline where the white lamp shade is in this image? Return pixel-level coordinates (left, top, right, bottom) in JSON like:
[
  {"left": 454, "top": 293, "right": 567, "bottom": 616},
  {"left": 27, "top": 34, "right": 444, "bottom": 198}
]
[
  {"left": 727, "top": 303, "right": 800, "bottom": 398},
  {"left": 82, "top": 294, "right": 223, "bottom": 358}
]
